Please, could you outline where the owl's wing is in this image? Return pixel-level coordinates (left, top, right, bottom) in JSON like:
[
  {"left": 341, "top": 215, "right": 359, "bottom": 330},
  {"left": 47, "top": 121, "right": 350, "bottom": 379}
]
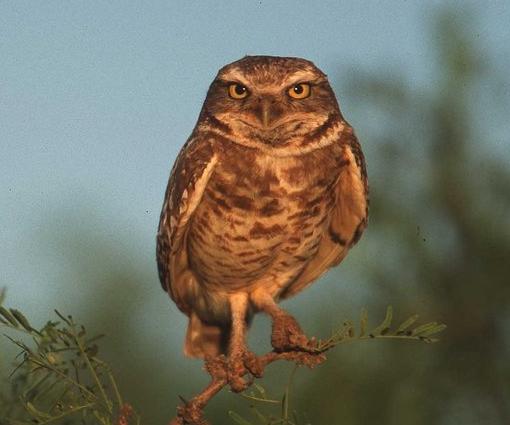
[
  {"left": 156, "top": 137, "right": 218, "bottom": 313},
  {"left": 281, "top": 132, "right": 368, "bottom": 299}
]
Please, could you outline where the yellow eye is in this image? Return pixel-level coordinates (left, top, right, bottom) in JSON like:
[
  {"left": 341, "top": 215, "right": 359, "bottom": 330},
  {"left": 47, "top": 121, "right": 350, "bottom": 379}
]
[
  {"left": 228, "top": 83, "right": 249, "bottom": 99},
  {"left": 288, "top": 83, "right": 311, "bottom": 99}
]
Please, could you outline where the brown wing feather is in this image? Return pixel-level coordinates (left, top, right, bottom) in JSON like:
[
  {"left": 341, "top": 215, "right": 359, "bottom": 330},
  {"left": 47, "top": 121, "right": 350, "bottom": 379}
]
[
  {"left": 156, "top": 136, "right": 217, "bottom": 314},
  {"left": 281, "top": 132, "right": 368, "bottom": 299}
]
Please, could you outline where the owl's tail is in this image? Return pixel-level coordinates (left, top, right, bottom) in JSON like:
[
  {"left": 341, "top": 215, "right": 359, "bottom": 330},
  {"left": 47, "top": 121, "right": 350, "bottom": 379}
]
[{"left": 184, "top": 312, "right": 229, "bottom": 358}]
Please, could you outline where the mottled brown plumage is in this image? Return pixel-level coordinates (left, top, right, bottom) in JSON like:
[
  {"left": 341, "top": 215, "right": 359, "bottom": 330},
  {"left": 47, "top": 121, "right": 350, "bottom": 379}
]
[{"left": 157, "top": 56, "right": 368, "bottom": 391}]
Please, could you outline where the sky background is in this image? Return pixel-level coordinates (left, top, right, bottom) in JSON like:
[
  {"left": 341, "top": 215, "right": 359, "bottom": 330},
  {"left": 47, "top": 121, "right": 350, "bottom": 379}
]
[
  {"left": 1, "top": 1, "right": 510, "bottom": 423},
  {"left": 2, "top": 0, "right": 509, "bottom": 306}
]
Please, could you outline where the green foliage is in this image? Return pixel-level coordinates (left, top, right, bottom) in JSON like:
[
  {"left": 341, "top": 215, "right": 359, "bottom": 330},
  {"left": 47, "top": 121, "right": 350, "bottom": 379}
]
[
  {"left": 0, "top": 295, "right": 445, "bottom": 425},
  {"left": 317, "top": 306, "right": 446, "bottom": 351},
  {"left": 229, "top": 364, "right": 318, "bottom": 425},
  {"left": 229, "top": 381, "right": 302, "bottom": 425},
  {"left": 230, "top": 364, "right": 315, "bottom": 425},
  {"left": 0, "top": 295, "right": 139, "bottom": 425}
]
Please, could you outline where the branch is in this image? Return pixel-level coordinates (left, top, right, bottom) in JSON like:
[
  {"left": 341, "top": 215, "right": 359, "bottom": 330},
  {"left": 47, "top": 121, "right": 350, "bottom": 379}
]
[{"left": 170, "top": 306, "right": 446, "bottom": 425}]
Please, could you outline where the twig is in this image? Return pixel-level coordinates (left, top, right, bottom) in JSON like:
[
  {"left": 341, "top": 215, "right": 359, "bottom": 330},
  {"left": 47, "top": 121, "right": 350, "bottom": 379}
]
[
  {"left": 74, "top": 331, "right": 113, "bottom": 413},
  {"left": 170, "top": 347, "right": 327, "bottom": 425}
]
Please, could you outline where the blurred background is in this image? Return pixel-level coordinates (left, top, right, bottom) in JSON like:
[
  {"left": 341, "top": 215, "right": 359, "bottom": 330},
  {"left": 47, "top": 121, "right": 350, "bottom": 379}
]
[{"left": 1, "top": 1, "right": 509, "bottom": 424}]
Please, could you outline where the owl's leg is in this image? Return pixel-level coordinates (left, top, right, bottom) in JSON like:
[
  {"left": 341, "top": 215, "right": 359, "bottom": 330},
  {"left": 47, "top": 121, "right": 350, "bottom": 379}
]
[
  {"left": 251, "top": 290, "right": 317, "bottom": 353},
  {"left": 227, "top": 293, "right": 262, "bottom": 392}
]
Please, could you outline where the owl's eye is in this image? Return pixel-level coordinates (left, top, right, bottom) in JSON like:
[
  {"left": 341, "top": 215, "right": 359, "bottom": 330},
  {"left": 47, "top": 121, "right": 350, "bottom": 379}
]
[
  {"left": 288, "top": 83, "right": 311, "bottom": 99},
  {"left": 228, "top": 83, "right": 249, "bottom": 99}
]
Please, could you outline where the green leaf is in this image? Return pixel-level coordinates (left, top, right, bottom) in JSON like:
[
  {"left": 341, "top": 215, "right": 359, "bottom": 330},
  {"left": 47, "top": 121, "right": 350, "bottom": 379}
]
[
  {"left": 411, "top": 322, "right": 438, "bottom": 336},
  {"left": 423, "top": 323, "right": 447, "bottom": 336},
  {"left": 54, "top": 310, "right": 72, "bottom": 325},
  {"left": 359, "top": 308, "right": 368, "bottom": 337},
  {"left": 281, "top": 390, "right": 288, "bottom": 421},
  {"left": 343, "top": 321, "right": 355, "bottom": 338},
  {"left": 396, "top": 314, "right": 419, "bottom": 334},
  {"left": 24, "top": 401, "right": 53, "bottom": 420},
  {"left": 371, "top": 306, "right": 393, "bottom": 336},
  {"left": 413, "top": 322, "right": 447, "bottom": 337},
  {"left": 253, "top": 382, "right": 268, "bottom": 399},
  {"left": 11, "top": 309, "right": 33, "bottom": 332},
  {"left": 0, "top": 306, "right": 18, "bottom": 327}
]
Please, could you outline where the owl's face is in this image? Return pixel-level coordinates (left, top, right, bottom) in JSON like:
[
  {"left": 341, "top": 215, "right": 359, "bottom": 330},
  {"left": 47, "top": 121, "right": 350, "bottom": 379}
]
[{"left": 200, "top": 56, "right": 341, "bottom": 148}]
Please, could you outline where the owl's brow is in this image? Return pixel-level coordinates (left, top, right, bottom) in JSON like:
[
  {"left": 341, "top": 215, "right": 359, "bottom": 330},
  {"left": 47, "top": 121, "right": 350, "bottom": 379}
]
[
  {"left": 218, "top": 68, "right": 324, "bottom": 87},
  {"left": 217, "top": 69, "right": 250, "bottom": 86},
  {"left": 283, "top": 70, "right": 324, "bottom": 85}
]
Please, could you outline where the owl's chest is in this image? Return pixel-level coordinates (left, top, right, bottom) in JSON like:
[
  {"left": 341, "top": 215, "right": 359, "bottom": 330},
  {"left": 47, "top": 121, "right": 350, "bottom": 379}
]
[{"left": 187, "top": 146, "right": 340, "bottom": 287}]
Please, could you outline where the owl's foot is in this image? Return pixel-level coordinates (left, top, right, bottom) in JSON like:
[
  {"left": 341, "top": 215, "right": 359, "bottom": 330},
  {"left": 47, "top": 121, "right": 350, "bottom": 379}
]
[
  {"left": 271, "top": 313, "right": 318, "bottom": 353},
  {"left": 227, "top": 349, "right": 263, "bottom": 393}
]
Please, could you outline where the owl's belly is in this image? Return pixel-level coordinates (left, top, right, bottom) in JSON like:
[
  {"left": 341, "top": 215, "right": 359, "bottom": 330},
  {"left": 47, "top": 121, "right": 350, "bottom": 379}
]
[{"left": 187, "top": 165, "right": 337, "bottom": 296}]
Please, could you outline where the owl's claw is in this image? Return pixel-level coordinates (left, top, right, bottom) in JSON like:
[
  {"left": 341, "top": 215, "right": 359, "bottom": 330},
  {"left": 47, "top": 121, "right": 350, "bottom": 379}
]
[
  {"left": 227, "top": 353, "right": 248, "bottom": 393},
  {"left": 271, "top": 314, "right": 318, "bottom": 353},
  {"left": 244, "top": 350, "right": 264, "bottom": 377},
  {"left": 227, "top": 350, "right": 263, "bottom": 392}
]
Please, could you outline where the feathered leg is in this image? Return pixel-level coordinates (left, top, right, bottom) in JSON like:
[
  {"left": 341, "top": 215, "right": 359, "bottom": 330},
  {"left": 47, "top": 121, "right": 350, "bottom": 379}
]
[{"left": 227, "top": 293, "right": 262, "bottom": 392}]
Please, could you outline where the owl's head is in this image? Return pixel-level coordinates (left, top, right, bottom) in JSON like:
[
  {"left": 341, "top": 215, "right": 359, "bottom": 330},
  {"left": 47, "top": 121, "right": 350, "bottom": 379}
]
[{"left": 199, "top": 56, "right": 343, "bottom": 149}]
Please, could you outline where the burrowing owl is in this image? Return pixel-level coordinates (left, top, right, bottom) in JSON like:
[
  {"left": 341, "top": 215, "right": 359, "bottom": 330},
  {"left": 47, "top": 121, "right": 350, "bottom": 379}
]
[{"left": 157, "top": 56, "right": 368, "bottom": 390}]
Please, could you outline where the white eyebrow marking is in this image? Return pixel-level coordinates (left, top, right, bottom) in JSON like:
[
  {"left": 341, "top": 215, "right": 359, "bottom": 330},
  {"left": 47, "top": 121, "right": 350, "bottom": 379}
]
[
  {"left": 283, "top": 70, "right": 320, "bottom": 85},
  {"left": 218, "top": 68, "right": 250, "bottom": 85}
]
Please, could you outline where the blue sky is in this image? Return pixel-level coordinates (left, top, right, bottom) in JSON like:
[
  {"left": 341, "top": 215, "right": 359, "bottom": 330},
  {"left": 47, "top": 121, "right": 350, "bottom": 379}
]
[{"left": 1, "top": 0, "right": 509, "bottom": 346}]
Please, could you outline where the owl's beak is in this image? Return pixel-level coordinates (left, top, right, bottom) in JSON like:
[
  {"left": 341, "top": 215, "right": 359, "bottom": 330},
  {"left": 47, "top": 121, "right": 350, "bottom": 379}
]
[
  {"left": 262, "top": 102, "right": 271, "bottom": 128},
  {"left": 256, "top": 98, "right": 282, "bottom": 129}
]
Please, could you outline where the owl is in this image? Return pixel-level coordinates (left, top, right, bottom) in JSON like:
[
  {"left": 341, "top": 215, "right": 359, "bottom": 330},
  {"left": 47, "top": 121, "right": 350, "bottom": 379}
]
[{"left": 157, "top": 56, "right": 368, "bottom": 391}]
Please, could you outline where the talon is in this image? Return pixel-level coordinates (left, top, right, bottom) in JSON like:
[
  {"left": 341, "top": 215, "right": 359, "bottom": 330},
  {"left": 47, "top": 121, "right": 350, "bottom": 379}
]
[
  {"left": 271, "top": 314, "right": 317, "bottom": 353},
  {"left": 229, "top": 375, "right": 248, "bottom": 393},
  {"left": 244, "top": 351, "right": 264, "bottom": 378},
  {"left": 227, "top": 355, "right": 248, "bottom": 392},
  {"left": 226, "top": 350, "right": 261, "bottom": 392}
]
